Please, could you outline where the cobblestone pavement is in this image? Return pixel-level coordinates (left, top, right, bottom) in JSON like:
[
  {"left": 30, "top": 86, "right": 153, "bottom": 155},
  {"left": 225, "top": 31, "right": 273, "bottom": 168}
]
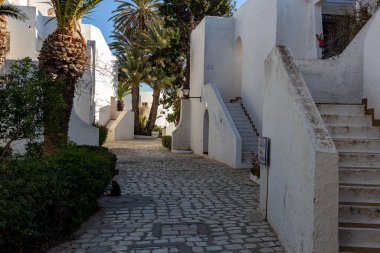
[{"left": 49, "top": 139, "right": 284, "bottom": 253}]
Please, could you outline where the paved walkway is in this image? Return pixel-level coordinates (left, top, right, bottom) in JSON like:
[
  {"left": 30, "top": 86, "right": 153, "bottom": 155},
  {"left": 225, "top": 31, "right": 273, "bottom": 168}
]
[{"left": 49, "top": 139, "right": 284, "bottom": 253}]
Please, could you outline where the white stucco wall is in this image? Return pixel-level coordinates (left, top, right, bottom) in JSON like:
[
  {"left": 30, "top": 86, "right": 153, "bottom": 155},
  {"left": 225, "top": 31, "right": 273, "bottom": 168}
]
[
  {"left": 276, "top": 0, "right": 322, "bottom": 60},
  {"left": 363, "top": 10, "right": 380, "bottom": 118},
  {"left": 81, "top": 24, "right": 118, "bottom": 122},
  {"left": 233, "top": 0, "right": 277, "bottom": 133},
  {"left": 172, "top": 100, "right": 191, "bottom": 151},
  {"left": 202, "top": 17, "right": 235, "bottom": 101},
  {"left": 6, "top": 6, "right": 39, "bottom": 60},
  {"left": 263, "top": 46, "right": 339, "bottom": 253},
  {"left": 107, "top": 111, "right": 134, "bottom": 141}
]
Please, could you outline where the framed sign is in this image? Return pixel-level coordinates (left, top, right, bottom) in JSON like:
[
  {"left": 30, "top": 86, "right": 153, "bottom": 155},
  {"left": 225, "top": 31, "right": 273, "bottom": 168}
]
[{"left": 258, "top": 137, "right": 270, "bottom": 166}]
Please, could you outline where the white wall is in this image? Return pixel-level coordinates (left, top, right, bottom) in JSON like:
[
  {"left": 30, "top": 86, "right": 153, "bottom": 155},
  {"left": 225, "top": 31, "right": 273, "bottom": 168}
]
[
  {"left": 263, "top": 46, "right": 339, "bottom": 253},
  {"left": 6, "top": 6, "right": 39, "bottom": 60},
  {"left": 6, "top": 5, "right": 56, "bottom": 61},
  {"left": 363, "top": 10, "right": 380, "bottom": 118},
  {"left": 276, "top": 0, "right": 322, "bottom": 60},
  {"left": 81, "top": 24, "right": 118, "bottom": 122},
  {"left": 203, "top": 17, "right": 235, "bottom": 101},
  {"left": 107, "top": 111, "right": 134, "bottom": 141},
  {"left": 172, "top": 100, "right": 191, "bottom": 151},
  {"left": 234, "top": 0, "right": 277, "bottom": 133}
]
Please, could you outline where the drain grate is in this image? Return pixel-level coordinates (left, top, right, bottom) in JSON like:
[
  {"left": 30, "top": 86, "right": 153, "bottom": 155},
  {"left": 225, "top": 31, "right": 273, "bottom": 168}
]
[{"left": 99, "top": 195, "right": 154, "bottom": 209}]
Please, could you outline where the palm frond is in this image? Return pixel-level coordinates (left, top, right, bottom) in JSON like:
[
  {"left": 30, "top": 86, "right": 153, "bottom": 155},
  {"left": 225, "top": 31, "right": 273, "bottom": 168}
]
[
  {"left": 50, "top": 0, "right": 102, "bottom": 30},
  {"left": 110, "top": 0, "right": 161, "bottom": 39},
  {"left": 0, "top": 4, "right": 27, "bottom": 20}
]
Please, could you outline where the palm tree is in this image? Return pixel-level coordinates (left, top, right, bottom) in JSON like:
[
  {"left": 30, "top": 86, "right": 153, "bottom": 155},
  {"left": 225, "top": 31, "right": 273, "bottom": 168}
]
[
  {"left": 117, "top": 48, "right": 150, "bottom": 134},
  {"left": 111, "top": 0, "right": 161, "bottom": 39},
  {"left": 0, "top": 0, "right": 27, "bottom": 66},
  {"left": 145, "top": 69, "right": 174, "bottom": 135},
  {"left": 38, "top": 0, "right": 103, "bottom": 154},
  {"left": 134, "top": 21, "right": 175, "bottom": 135}
]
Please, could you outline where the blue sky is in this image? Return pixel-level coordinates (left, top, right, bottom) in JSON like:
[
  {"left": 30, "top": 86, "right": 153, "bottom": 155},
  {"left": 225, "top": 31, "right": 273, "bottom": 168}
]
[{"left": 83, "top": 0, "right": 247, "bottom": 44}]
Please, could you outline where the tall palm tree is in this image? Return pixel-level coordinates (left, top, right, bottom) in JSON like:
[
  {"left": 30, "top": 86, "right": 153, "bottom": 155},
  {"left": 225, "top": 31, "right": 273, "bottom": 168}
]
[
  {"left": 38, "top": 0, "right": 103, "bottom": 154},
  {"left": 145, "top": 69, "right": 174, "bottom": 135},
  {"left": 117, "top": 48, "right": 150, "bottom": 134},
  {"left": 111, "top": 0, "right": 161, "bottom": 39},
  {"left": 0, "top": 0, "right": 27, "bottom": 67},
  {"left": 134, "top": 21, "right": 174, "bottom": 135}
]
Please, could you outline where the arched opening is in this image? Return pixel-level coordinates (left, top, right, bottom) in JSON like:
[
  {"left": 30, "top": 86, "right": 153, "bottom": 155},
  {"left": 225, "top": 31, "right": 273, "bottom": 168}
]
[
  {"left": 203, "top": 110, "right": 209, "bottom": 155},
  {"left": 233, "top": 37, "right": 243, "bottom": 97}
]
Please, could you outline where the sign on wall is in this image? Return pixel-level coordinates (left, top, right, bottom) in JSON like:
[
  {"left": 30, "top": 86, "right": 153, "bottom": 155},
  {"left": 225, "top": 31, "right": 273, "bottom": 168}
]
[{"left": 258, "top": 137, "right": 270, "bottom": 166}]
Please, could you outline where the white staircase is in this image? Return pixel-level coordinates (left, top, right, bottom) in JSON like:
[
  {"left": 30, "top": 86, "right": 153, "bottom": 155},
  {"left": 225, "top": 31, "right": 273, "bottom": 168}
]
[
  {"left": 225, "top": 100, "right": 259, "bottom": 165},
  {"left": 317, "top": 103, "right": 380, "bottom": 252}
]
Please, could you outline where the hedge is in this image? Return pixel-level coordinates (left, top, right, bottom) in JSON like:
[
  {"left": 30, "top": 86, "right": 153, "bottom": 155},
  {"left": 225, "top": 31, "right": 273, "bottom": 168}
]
[
  {"left": 0, "top": 145, "right": 117, "bottom": 253},
  {"left": 162, "top": 136, "right": 172, "bottom": 149}
]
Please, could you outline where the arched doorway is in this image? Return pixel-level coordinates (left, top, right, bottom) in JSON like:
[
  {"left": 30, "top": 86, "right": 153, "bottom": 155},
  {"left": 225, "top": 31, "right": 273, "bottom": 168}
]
[
  {"left": 233, "top": 37, "right": 243, "bottom": 95},
  {"left": 203, "top": 110, "right": 209, "bottom": 155}
]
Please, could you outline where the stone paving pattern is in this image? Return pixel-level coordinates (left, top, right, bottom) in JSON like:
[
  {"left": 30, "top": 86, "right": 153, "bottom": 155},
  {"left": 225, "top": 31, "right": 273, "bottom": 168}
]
[{"left": 49, "top": 139, "right": 284, "bottom": 253}]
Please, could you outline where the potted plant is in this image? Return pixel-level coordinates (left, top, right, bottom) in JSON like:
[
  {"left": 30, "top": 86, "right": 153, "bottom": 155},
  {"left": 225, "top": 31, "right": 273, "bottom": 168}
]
[
  {"left": 250, "top": 153, "right": 260, "bottom": 185},
  {"left": 152, "top": 125, "right": 162, "bottom": 138},
  {"left": 116, "top": 82, "right": 131, "bottom": 111}
]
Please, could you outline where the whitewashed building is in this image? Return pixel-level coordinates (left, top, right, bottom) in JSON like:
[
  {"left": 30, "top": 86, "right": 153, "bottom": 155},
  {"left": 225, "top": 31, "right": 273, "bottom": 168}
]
[
  {"left": 173, "top": 0, "right": 380, "bottom": 252},
  {"left": 3, "top": 0, "right": 117, "bottom": 147}
]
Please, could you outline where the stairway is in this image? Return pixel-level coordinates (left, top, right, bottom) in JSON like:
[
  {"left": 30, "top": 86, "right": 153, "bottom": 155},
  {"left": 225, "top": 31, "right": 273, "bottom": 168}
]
[
  {"left": 225, "top": 100, "right": 259, "bottom": 165},
  {"left": 317, "top": 103, "right": 380, "bottom": 252}
]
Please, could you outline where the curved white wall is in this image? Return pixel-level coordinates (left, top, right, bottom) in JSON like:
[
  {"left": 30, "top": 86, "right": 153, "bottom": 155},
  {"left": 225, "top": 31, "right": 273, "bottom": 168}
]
[{"left": 234, "top": 0, "right": 277, "bottom": 133}]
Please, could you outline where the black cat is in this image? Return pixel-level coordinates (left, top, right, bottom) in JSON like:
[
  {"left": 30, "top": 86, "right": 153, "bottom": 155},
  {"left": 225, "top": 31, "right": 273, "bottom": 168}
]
[{"left": 111, "top": 181, "right": 121, "bottom": 197}]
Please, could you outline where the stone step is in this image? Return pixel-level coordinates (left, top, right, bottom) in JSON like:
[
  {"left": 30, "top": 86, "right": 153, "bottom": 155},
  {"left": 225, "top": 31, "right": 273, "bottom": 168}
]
[
  {"left": 322, "top": 115, "right": 372, "bottom": 127},
  {"left": 340, "top": 167, "right": 380, "bottom": 185},
  {"left": 340, "top": 184, "right": 380, "bottom": 204},
  {"left": 317, "top": 104, "right": 364, "bottom": 116},
  {"left": 339, "top": 153, "right": 380, "bottom": 167},
  {"left": 339, "top": 204, "right": 380, "bottom": 225},
  {"left": 327, "top": 126, "right": 380, "bottom": 139},
  {"left": 335, "top": 139, "right": 380, "bottom": 153},
  {"left": 339, "top": 226, "right": 380, "bottom": 248}
]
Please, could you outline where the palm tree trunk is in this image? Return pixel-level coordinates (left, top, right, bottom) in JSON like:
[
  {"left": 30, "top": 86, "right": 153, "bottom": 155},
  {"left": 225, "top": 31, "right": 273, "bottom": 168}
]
[
  {"left": 43, "top": 79, "right": 74, "bottom": 155},
  {"left": 0, "top": 15, "right": 8, "bottom": 67},
  {"left": 132, "top": 82, "right": 140, "bottom": 135},
  {"left": 145, "top": 86, "right": 160, "bottom": 136},
  {"left": 39, "top": 28, "right": 88, "bottom": 155}
]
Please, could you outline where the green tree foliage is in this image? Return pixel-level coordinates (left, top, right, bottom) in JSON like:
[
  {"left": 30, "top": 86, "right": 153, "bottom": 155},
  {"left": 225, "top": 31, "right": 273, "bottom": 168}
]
[{"left": 0, "top": 58, "right": 64, "bottom": 162}]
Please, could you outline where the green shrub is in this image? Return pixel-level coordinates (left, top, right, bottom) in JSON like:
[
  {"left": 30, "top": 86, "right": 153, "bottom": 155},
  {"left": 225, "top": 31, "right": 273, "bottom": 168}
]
[
  {"left": 25, "top": 142, "right": 44, "bottom": 159},
  {"left": 153, "top": 125, "right": 163, "bottom": 137},
  {"left": 162, "top": 136, "right": 172, "bottom": 149},
  {"left": 93, "top": 123, "right": 108, "bottom": 146},
  {"left": 0, "top": 145, "right": 116, "bottom": 253}
]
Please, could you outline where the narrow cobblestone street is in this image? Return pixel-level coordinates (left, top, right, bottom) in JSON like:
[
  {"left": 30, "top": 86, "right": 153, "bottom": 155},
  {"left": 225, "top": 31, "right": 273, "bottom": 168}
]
[{"left": 49, "top": 139, "right": 284, "bottom": 253}]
